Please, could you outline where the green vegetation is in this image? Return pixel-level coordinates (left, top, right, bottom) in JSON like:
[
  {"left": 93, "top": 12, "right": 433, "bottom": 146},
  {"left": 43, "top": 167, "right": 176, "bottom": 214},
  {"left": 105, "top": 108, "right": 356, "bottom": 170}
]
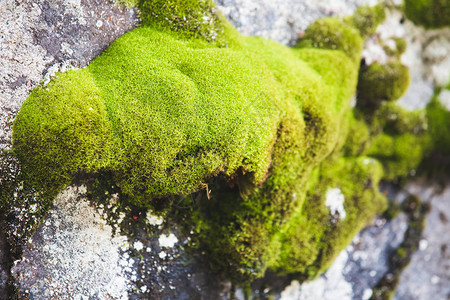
[
  {"left": 357, "top": 62, "right": 410, "bottom": 106},
  {"left": 367, "top": 103, "right": 431, "bottom": 180},
  {"left": 8, "top": 0, "right": 441, "bottom": 285},
  {"left": 350, "top": 4, "right": 386, "bottom": 39},
  {"left": 404, "top": 0, "right": 450, "bottom": 28},
  {"left": 298, "top": 17, "right": 363, "bottom": 63}
]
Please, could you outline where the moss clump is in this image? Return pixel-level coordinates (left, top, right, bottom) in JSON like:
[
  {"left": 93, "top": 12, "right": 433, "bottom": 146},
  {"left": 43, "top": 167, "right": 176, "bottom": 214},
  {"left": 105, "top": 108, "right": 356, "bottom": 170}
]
[
  {"left": 367, "top": 103, "right": 431, "bottom": 180},
  {"left": 426, "top": 91, "right": 450, "bottom": 153},
  {"left": 137, "top": 0, "right": 240, "bottom": 45},
  {"left": 404, "top": 0, "right": 450, "bottom": 28},
  {"left": 350, "top": 4, "right": 386, "bottom": 39},
  {"left": 297, "top": 18, "right": 363, "bottom": 63},
  {"left": 420, "top": 88, "right": 450, "bottom": 174},
  {"left": 271, "top": 157, "right": 386, "bottom": 277},
  {"left": 383, "top": 37, "right": 407, "bottom": 58},
  {"left": 357, "top": 62, "right": 410, "bottom": 106},
  {"left": 341, "top": 112, "right": 371, "bottom": 157},
  {"left": 12, "top": 2, "right": 390, "bottom": 282}
]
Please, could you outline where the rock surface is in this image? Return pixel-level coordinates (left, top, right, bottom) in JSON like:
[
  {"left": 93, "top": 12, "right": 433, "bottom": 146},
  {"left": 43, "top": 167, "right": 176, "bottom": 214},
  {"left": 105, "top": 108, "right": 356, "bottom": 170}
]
[
  {"left": 216, "top": 0, "right": 380, "bottom": 46},
  {"left": 0, "top": 0, "right": 138, "bottom": 149},
  {"left": 1, "top": 0, "right": 450, "bottom": 299},
  {"left": 11, "top": 186, "right": 131, "bottom": 299},
  {"left": 394, "top": 182, "right": 450, "bottom": 300}
]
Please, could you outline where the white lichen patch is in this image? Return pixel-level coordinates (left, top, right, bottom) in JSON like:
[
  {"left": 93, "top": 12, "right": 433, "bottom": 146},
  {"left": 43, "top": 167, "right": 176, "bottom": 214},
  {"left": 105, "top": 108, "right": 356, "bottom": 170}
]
[
  {"left": 362, "top": 42, "right": 388, "bottom": 65},
  {"left": 438, "top": 89, "right": 450, "bottom": 111},
  {"left": 280, "top": 250, "right": 353, "bottom": 300},
  {"left": 159, "top": 233, "right": 178, "bottom": 248},
  {"left": 134, "top": 241, "right": 144, "bottom": 251},
  {"left": 325, "top": 188, "right": 346, "bottom": 219},
  {"left": 146, "top": 211, "right": 164, "bottom": 226},
  {"left": 11, "top": 186, "right": 131, "bottom": 299}
]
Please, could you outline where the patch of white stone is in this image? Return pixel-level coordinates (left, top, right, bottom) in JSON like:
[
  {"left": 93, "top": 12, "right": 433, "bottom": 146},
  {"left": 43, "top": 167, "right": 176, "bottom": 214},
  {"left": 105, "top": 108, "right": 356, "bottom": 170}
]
[
  {"left": 280, "top": 250, "right": 353, "bottom": 300},
  {"left": 438, "top": 89, "right": 450, "bottom": 111},
  {"left": 325, "top": 188, "right": 347, "bottom": 219},
  {"left": 159, "top": 233, "right": 178, "bottom": 248}
]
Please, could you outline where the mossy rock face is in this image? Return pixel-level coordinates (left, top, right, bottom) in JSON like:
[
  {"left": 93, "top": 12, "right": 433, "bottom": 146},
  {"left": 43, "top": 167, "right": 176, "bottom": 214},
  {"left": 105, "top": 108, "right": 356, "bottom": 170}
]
[
  {"left": 272, "top": 156, "right": 386, "bottom": 276},
  {"left": 357, "top": 62, "right": 410, "bottom": 106},
  {"left": 404, "top": 0, "right": 450, "bottom": 28},
  {"left": 367, "top": 103, "right": 432, "bottom": 180},
  {"left": 12, "top": 1, "right": 395, "bottom": 282}
]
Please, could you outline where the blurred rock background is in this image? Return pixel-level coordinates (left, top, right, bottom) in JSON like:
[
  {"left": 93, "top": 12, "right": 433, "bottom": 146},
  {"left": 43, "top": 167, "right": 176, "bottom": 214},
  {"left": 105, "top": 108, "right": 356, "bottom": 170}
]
[{"left": 0, "top": 0, "right": 449, "bottom": 299}]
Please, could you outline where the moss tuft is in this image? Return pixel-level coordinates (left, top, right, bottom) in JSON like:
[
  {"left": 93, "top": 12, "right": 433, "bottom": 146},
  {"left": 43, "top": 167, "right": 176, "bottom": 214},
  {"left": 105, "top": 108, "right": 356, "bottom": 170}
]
[
  {"left": 357, "top": 62, "right": 410, "bottom": 106},
  {"left": 137, "top": 0, "right": 240, "bottom": 45},
  {"left": 426, "top": 91, "right": 450, "bottom": 153},
  {"left": 297, "top": 18, "right": 363, "bottom": 63},
  {"left": 350, "top": 4, "right": 386, "bottom": 39},
  {"left": 367, "top": 103, "right": 432, "bottom": 180},
  {"left": 404, "top": 0, "right": 450, "bottom": 28},
  {"left": 382, "top": 37, "right": 407, "bottom": 59},
  {"left": 272, "top": 156, "right": 386, "bottom": 277}
]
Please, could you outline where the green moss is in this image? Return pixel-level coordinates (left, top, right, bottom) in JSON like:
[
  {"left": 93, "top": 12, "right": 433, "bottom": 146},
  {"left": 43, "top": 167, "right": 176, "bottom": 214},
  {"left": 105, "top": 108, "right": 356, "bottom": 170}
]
[
  {"left": 366, "top": 103, "right": 432, "bottom": 180},
  {"left": 426, "top": 91, "right": 450, "bottom": 153},
  {"left": 404, "top": 0, "right": 450, "bottom": 28},
  {"left": 137, "top": 0, "right": 241, "bottom": 46},
  {"left": 372, "top": 102, "right": 428, "bottom": 136},
  {"left": 12, "top": 1, "right": 390, "bottom": 283},
  {"left": 357, "top": 62, "right": 410, "bottom": 106},
  {"left": 341, "top": 112, "right": 371, "bottom": 157},
  {"left": 350, "top": 4, "right": 386, "bottom": 39},
  {"left": 298, "top": 17, "right": 363, "bottom": 63},
  {"left": 271, "top": 156, "right": 386, "bottom": 277},
  {"left": 382, "top": 38, "right": 407, "bottom": 59}
]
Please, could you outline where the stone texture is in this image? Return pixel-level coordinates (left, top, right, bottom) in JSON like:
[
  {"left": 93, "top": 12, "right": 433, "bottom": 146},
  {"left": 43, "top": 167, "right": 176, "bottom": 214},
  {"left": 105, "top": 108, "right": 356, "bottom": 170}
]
[
  {"left": 394, "top": 182, "right": 450, "bottom": 300},
  {"left": 0, "top": 0, "right": 138, "bottom": 149},
  {"left": 11, "top": 186, "right": 131, "bottom": 299},
  {"left": 216, "top": 0, "right": 378, "bottom": 46}
]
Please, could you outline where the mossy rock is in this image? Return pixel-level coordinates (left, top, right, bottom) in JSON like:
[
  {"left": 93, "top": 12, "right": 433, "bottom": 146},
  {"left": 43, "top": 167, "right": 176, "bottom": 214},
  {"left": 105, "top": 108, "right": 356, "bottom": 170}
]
[
  {"left": 271, "top": 156, "right": 386, "bottom": 277},
  {"left": 357, "top": 62, "right": 410, "bottom": 106},
  {"left": 367, "top": 103, "right": 432, "bottom": 180},
  {"left": 12, "top": 1, "right": 393, "bottom": 282},
  {"left": 297, "top": 17, "right": 363, "bottom": 63},
  {"left": 350, "top": 4, "right": 386, "bottom": 39},
  {"left": 404, "top": 0, "right": 450, "bottom": 28}
]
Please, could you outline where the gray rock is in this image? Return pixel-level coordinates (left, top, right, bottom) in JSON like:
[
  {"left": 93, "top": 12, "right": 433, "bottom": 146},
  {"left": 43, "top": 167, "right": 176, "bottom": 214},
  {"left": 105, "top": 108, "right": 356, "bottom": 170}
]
[
  {"left": 0, "top": 0, "right": 138, "bottom": 149},
  {"left": 394, "top": 182, "right": 450, "bottom": 300},
  {"left": 216, "top": 0, "right": 378, "bottom": 46},
  {"left": 11, "top": 186, "right": 132, "bottom": 299}
]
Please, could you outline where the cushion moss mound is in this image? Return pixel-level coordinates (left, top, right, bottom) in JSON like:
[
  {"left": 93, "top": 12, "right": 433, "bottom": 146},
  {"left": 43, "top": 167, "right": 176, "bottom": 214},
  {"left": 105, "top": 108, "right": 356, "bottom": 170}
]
[{"left": 13, "top": 0, "right": 392, "bottom": 282}]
